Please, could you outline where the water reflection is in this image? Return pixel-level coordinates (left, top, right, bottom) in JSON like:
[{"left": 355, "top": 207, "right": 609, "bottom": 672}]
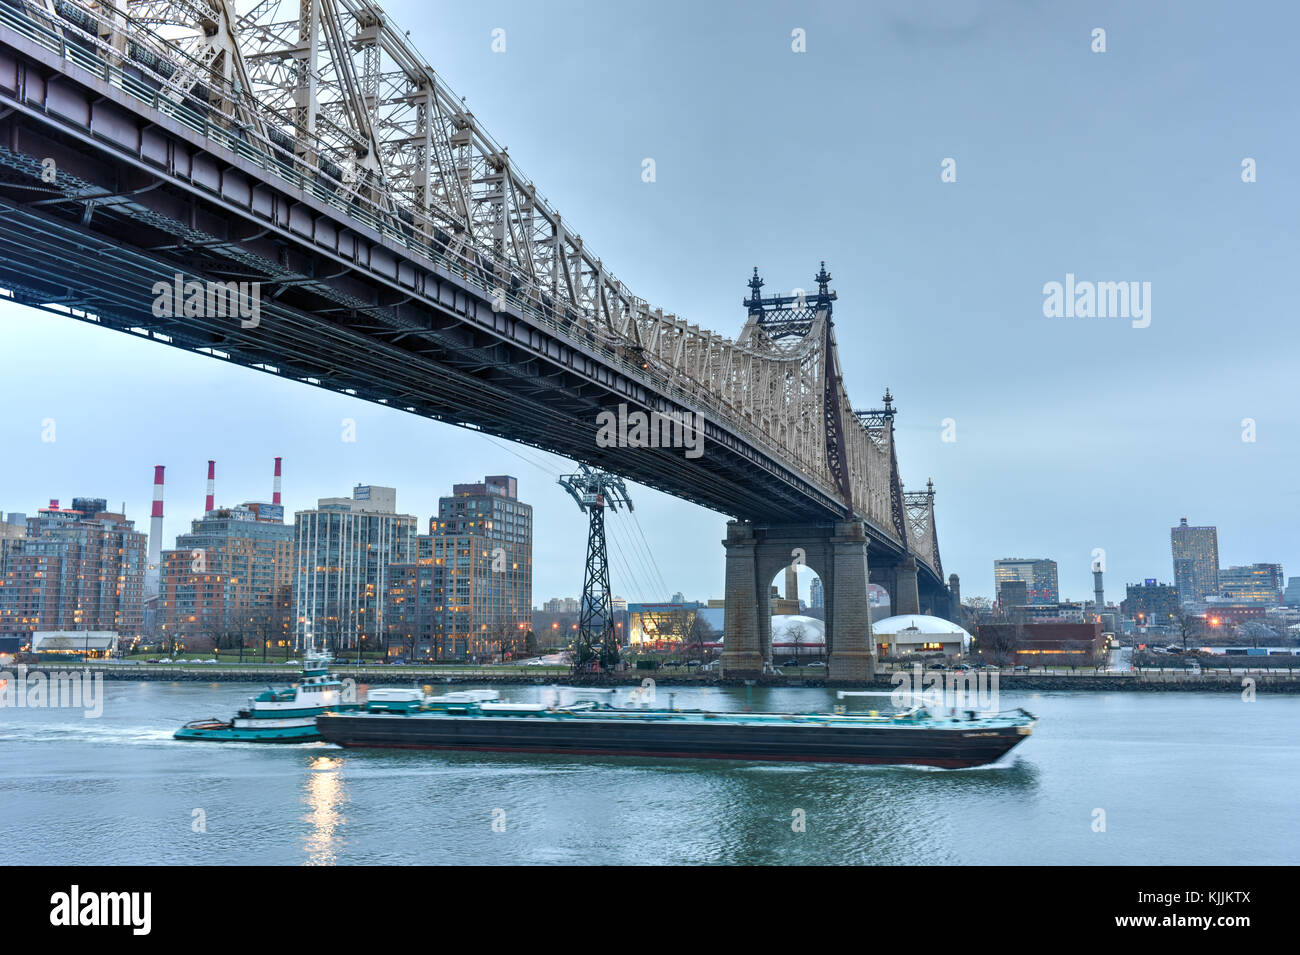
[{"left": 303, "top": 755, "right": 345, "bottom": 865}]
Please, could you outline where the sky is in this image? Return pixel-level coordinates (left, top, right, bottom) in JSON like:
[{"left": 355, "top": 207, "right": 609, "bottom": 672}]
[{"left": 1, "top": 0, "right": 1297, "bottom": 605}]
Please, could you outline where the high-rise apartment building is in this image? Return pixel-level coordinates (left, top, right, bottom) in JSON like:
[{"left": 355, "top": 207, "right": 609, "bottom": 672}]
[
  {"left": 293, "top": 485, "right": 417, "bottom": 652},
  {"left": 994, "top": 558, "right": 1059, "bottom": 605},
  {"left": 386, "top": 476, "right": 532, "bottom": 661},
  {"left": 159, "top": 501, "right": 294, "bottom": 650},
  {"left": 0, "top": 500, "right": 146, "bottom": 638},
  {"left": 1170, "top": 518, "right": 1219, "bottom": 605},
  {"left": 809, "top": 577, "right": 825, "bottom": 610}
]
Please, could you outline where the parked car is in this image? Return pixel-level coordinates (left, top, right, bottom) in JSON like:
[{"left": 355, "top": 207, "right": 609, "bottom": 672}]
[
  {"left": 806, "top": 661, "right": 826, "bottom": 668},
  {"left": 928, "top": 662, "right": 946, "bottom": 670},
  {"left": 392, "top": 659, "right": 407, "bottom": 666},
  {"left": 1013, "top": 665, "right": 1030, "bottom": 671},
  {"left": 953, "top": 663, "right": 973, "bottom": 671}
]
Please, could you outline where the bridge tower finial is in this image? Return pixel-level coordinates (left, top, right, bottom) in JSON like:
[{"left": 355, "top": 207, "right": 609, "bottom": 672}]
[
  {"left": 746, "top": 267, "right": 765, "bottom": 314},
  {"left": 814, "top": 260, "right": 833, "bottom": 309},
  {"left": 882, "top": 387, "right": 893, "bottom": 413}
]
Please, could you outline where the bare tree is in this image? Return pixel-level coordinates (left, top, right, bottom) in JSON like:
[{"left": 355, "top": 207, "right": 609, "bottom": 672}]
[
  {"left": 686, "top": 613, "right": 717, "bottom": 658},
  {"left": 1172, "top": 607, "right": 1201, "bottom": 652},
  {"left": 979, "top": 618, "right": 1025, "bottom": 667},
  {"left": 783, "top": 621, "right": 808, "bottom": 663}
]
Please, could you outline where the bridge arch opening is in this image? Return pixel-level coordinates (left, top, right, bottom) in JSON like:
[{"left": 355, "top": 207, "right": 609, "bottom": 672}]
[{"left": 765, "top": 564, "right": 826, "bottom": 665}]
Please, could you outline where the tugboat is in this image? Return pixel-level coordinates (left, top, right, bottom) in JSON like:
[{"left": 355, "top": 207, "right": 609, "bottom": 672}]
[{"left": 175, "top": 650, "right": 358, "bottom": 743}]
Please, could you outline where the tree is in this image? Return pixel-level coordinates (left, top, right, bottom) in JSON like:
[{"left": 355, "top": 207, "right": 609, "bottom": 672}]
[
  {"left": 783, "top": 621, "right": 808, "bottom": 663},
  {"left": 1172, "top": 607, "right": 1201, "bottom": 652},
  {"left": 686, "top": 613, "right": 717, "bottom": 658},
  {"left": 979, "top": 618, "right": 1025, "bottom": 666}
]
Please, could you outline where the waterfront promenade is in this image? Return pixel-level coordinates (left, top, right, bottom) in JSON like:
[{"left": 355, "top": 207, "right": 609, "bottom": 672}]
[{"left": 10, "top": 660, "right": 1300, "bottom": 692}]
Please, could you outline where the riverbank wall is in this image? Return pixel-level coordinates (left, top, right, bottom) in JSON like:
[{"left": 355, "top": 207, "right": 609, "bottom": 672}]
[{"left": 11, "top": 664, "right": 1300, "bottom": 692}]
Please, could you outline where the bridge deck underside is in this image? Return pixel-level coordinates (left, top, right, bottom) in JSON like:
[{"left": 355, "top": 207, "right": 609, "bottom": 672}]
[{"left": 0, "top": 26, "right": 945, "bottom": 591}]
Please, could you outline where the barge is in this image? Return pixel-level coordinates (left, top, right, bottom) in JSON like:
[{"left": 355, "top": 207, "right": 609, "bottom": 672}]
[{"left": 316, "top": 700, "right": 1036, "bottom": 768}]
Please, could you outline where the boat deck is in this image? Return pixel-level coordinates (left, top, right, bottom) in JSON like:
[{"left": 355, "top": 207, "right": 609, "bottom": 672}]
[{"left": 336, "top": 704, "right": 1033, "bottom": 732}]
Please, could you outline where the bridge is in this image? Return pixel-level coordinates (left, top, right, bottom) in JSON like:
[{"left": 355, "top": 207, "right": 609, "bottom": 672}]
[{"left": 0, "top": 0, "right": 954, "bottom": 680}]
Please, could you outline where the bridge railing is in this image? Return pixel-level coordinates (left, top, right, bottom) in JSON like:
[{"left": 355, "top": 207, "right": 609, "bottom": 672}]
[{"left": 0, "top": 0, "right": 855, "bottom": 504}]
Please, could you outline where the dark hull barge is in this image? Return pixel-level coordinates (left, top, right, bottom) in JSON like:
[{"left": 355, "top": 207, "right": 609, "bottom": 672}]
[{"left": 316, "top": 702, "right": 1035, "bottom": 768}]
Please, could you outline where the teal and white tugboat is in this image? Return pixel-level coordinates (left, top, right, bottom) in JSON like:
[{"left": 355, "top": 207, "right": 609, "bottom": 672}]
[{"left": 175, "top": 651, "right": 358, "bottom": 743}]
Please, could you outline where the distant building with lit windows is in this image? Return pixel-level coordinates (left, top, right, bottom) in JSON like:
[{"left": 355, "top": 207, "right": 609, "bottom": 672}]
[
  {"left": 1218, "top": 564, "right": 1284, "bottom": 605},
  {"left": 994, "top": 558, "right": 1058, "bottom": 606},
  {"left": 385, "top": 476, "right": 532, "bottom": 661},
  {"left": 160, "top": 502, "right": 293, "bottom": 651},
  {"left": 0, "top": 500, "right": 146, "bottom": 640},
  {"left": 293, "top": 485, "right": 417, "bottom": 653},
  {"left": 1121, "top": 580, "right": 1180, "bottom": 625},
  {"left": 1171, "top": 518, "right": 1220, "bottom": 605}
]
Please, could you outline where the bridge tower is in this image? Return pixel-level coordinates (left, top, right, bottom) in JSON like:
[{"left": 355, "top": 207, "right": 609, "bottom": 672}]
[
  {"left": 558, "top": 466, "right": 633, "bottom": 672},
  {"left": 721, "top": 264, "right": 877, "bottom": 683}
]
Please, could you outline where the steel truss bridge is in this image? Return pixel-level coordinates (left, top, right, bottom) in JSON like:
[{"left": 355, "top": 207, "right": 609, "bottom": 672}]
[{"left": 0, "top": 0, "right": 948, "bottom": 603}]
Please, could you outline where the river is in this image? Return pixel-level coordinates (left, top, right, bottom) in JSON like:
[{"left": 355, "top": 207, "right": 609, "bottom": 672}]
[{"left": 2, "top": 681, "right": 1295, "bottom": 865}]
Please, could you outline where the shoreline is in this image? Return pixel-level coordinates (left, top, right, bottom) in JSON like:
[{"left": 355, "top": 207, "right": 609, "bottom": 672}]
[{"left": 10, "top": 663, "right": 1299, "bottom": 692}]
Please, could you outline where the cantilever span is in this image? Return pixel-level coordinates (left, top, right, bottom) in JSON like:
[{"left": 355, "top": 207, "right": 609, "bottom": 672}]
[{"left": 0, "top": 0, "right": 954, "bottom": 674}]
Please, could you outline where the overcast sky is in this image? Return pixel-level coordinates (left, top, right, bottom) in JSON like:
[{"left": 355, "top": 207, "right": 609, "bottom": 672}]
[{"left": 1, "top": 0, "right": 1296, "bottom": 605}]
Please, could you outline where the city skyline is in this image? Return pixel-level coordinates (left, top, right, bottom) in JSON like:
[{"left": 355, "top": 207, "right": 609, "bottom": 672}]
[
  {"left": 1, "top": 463, "right": 1291, "bottom": 608},
  {"left": 2, "top": 1, "right": 1298, "bottom": 606}
]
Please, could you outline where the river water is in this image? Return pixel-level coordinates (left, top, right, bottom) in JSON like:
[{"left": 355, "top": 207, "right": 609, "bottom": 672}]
[{"left": 2, "top": 681, "right": 1295, "bottom": 865}]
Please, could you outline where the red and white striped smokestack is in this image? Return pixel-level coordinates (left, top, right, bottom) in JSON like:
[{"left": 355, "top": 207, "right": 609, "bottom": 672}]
[
  {"left": 146, "top": 465, "right": 165, "bottom": 598},
  {"left": 151, "top": 466, "right": 165, "bottom": 520},
  {"left": 205, "top": 460, "right": 215, "bottom": 513},
  {"left": 273, "top": 457, "right": 282, "bottom": 506}
]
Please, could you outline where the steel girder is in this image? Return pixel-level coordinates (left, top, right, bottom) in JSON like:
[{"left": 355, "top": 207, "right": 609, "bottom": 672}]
[{"left": 0, "top": 0, "right": 946, "bottom": 585}]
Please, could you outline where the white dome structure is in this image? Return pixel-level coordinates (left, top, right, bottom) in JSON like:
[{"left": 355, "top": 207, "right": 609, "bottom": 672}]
[
  {"left": 872, "top": 614, "right": 971, "bottom": 657},
  {"left": 770, "top": 614, "right": 826, "bottom": 655}
]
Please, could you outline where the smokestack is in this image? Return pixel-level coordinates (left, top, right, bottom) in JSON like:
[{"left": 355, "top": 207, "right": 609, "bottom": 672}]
[
  {"left": 1093, "top": 568, "right": 1105, "bottom": 610},
  {"left": 205, "top": 460, "right": 215, "bottom": 514},
  {"left": 146, "top": 465, "right": 165, "bottom": 598},
  {"left": 273, "top": 457, "right": 282, "bottom": 506}
]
